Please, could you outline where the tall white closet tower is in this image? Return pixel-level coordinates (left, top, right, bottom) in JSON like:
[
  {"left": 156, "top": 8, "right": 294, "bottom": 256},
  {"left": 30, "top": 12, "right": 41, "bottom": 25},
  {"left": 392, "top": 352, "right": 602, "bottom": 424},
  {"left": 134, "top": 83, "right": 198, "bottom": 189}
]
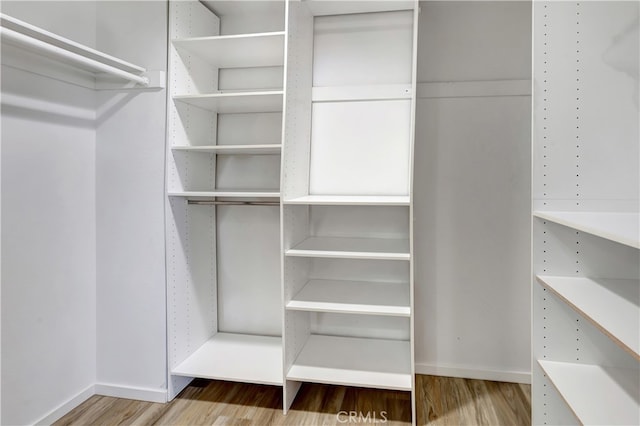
[{"left": 532, "top": 1, "right": 639, "bottom": 424}]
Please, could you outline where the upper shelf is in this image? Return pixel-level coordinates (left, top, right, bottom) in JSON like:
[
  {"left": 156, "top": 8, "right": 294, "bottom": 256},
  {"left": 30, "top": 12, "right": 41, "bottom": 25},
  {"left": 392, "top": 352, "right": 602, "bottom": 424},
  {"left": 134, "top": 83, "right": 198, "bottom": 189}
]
[
  {"left": 173, "top": 32, "right": 285, "bottom": 69},
  {"left": 305, "top": 0, "right": 416, "bottom": 16},
  {"left": 172, "top": 144, "right": 282, "bottom": 155},
  {"left": 537, "top": 275, "right": 639, "bottom": 360},
  {"left": 0, "top": 13, "right": 161, "bottom": 89},
  {"left": 284, "top": 195, "right": 410, "bottom": 206},
  {"left": 174, "top": 91, "right": 284, "bottom": 113},
  {"left": 533, "top": 211, "right": 639, "bottom": 249}
]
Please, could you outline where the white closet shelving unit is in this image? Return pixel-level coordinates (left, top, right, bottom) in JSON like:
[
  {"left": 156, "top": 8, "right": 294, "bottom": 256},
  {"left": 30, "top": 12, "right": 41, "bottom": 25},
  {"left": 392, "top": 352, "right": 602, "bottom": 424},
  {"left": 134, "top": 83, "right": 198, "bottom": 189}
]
[
  {"left": 0, "top": 13, "right": 163, "bottom": 89},
  {"left": 166, "top": 1, "right": 420, "bottom": 419},
  {"left": 281, "top": 0, "right": 418, "bottom": 420},
  {"left": 532, "top": 2, "right": 639, "bottom": 425},
  {"left": 165, "top": 0, "right": 286, "bottom": 399}
]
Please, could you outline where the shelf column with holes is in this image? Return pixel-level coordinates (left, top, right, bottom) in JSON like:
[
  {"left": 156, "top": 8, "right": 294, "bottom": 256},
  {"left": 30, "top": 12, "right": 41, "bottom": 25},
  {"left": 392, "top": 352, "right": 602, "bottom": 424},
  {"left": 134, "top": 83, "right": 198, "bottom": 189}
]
[
  {"left": 532, "top": 2, "right": 639, "bottom": 425},
  {"left": 280, "top": 1, "right": 419, "bottom": 421},
  {"left": 165, "top": 0, "right": 287, "bottom": 400}
]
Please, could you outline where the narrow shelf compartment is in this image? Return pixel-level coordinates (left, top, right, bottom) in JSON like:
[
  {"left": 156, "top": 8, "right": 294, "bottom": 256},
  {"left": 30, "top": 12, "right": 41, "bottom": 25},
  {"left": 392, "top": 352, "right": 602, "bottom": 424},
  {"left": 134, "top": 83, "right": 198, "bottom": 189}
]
[
  {"left": 173, "top": 91, "right": 284, "bottom": 114},
  {"left": 168, "top": 190, "right": 280, "bottom": 199},
  {"left": 533, "top": 211, "right": 640, "bottom": 249},
  {"left": 287, "top": 335, "right": 411, "bottom": 391},
  {"left": 173, "top": 32, "right": 285, "bottom": 69},
  {"left": 538, "top": 360, "right": 639, "bottom": 425},
  {"left": 284, "top": 195, "right": 409, "bottom": 206},
  {"left": 172, "top": 144, "right": 282, "bottom": 155},
  {"left": 172, "top": 333, "right": 283, "bottom": 385},
  {"left": 537, "top": 276, "right": 639, "bottom": 360},
  {"left": 286, "top": 236, "right": 410, "bottom": 260},
  {"left": 287, "top": 279, "right": 410, "bottom": 317}
]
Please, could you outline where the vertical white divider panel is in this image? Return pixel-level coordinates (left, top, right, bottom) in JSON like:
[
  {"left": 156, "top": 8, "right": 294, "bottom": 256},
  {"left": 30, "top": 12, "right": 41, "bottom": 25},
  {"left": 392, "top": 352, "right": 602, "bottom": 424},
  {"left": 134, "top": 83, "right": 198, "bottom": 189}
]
[
  {"left": 408, "top": 2, "right": 419, "bottom": 422},
  {"left": 281, "top": 0, "right": 314, "bottom": 409},
  {"left": 532, "top": 1, "right": 639, "bottom": 425}
]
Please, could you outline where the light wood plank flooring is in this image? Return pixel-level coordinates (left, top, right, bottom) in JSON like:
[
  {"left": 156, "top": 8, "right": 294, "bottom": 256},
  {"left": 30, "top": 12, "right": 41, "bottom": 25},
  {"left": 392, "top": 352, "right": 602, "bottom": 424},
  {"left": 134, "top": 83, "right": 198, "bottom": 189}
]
[{"left": 55, "top": 375, "right": 531, "bottom": 425}]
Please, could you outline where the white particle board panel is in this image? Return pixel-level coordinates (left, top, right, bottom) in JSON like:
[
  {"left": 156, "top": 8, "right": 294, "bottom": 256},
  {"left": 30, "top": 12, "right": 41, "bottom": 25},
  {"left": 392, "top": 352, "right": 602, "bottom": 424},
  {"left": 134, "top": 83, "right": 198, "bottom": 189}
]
[
  {"left": 173, "top": 32, "right": 284, "bottom": 69},
  {"left": 287, "top": 335, "right": 411, "bottom": 390},
  {"left": 172, "top": 145, "right": 282, "bottom": 155},
  {"left": 287, "top": 279, "right": 410, "bottom": 317},
  {"left": 173, "top": 91, "right": 283, "bottom": 113},
  {"left": 536, "top": 276, "right": 640, "bottom": 360},
  {"left": 306, "top": 1, "right": 415, "bottom": 17},
  {"left": 312, "top": 84, "right": 411, "bottom": 102},
  {"left": 309, "top": 100, "right": 411, "bottom": 196},
  {"left": 201, "top": 1, "right": 285, "bottom": 35},
  {"left": 172, "top": 333, "right": 283, "bottom": 385},
  {"left": 282, "top": 0, "right": 313, "bottom": 200},
  {"left": 532, "top": 1, "right": 639, "bottom": 205},
  {"left": 533, "top": 211, "right": 640, "bottom": 249},
  {"left": 286, "top": 237, "right": 410, "bottom": 260},
  {"left": 216, "top": 205, "right": 282, "bottom": 336},
  {"left": 168, "top": 190, "right": 280, "bottom": 199},
  {"left": 217, "top": 112, "right": 283, "bottom": 146},
  {"left": 312, "top": 10, "right": 413, "bottom": 86},
  {"left": 284, "top": 195, "right": 410, "bottom": 206},
  {"left": 538, "top": 360, "right": 640, "bottom": 426},
  {"left": 215, "top": 155, "right": 281, "bottom": 191}
]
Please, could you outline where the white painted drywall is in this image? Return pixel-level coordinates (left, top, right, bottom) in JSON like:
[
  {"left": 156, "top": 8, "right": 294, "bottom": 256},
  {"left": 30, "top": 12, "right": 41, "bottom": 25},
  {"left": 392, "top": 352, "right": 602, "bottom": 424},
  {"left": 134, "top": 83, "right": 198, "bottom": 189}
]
[
  {"left": 95, "top": 1, "right": 168, "bottom": 400},
  {"left": 0, "top": 2, "right": 98, "bottom": 423},
  {"left": 414, "top": 1, "right": 532, "bottom": 382}
]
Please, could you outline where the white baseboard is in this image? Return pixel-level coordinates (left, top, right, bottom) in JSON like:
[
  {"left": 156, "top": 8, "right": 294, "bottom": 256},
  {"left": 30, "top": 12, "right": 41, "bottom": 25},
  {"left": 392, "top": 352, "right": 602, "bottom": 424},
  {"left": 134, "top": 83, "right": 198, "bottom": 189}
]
[
  {"left": 416, "top": 363, "right": 531, "bottom": 384},
  {"left": 34, "top": 384, "right": 95, "bottom": 426},
  {"left": 94, "top": 382, "right": 167, "bottom": 403}
]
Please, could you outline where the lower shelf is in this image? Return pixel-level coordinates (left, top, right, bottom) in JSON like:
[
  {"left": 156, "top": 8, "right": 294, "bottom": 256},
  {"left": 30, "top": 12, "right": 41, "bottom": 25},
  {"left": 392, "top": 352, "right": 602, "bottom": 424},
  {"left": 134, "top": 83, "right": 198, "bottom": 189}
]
[
  {"left": 287, "top": 335, "right": 412, "bottom": 391},
  {"left": 172, "top": 333, "right": 283, "bottom": 386},
  {"left": 538, "top": 360, "right": 639, "bottom": 425}
]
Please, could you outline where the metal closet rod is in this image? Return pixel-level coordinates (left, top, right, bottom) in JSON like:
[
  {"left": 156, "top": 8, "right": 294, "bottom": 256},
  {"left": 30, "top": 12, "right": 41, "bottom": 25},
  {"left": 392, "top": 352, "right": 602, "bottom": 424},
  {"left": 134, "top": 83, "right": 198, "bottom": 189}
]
[{"left": 187, "top": 200, "right": 280, "bottom": 206}]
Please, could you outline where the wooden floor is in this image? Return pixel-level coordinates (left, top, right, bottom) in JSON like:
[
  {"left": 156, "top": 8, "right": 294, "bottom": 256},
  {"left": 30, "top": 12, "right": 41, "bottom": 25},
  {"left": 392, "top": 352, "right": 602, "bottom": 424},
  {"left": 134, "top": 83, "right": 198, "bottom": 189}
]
[{"left": 55, "top": 375, "right": 531, "bottom": 425}]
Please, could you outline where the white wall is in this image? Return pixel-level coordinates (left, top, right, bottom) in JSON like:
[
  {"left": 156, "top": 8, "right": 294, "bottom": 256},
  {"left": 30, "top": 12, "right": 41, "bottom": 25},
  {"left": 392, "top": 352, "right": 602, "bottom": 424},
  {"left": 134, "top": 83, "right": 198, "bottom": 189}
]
[
  {"left": 414, "top": 1, "right": 532, "bottom": 382},
  {"left": 0, "top": 2, "right": 98, "bottom": 424},
  {"left": 1, "top": 0, "right": 169, "bottom": 422},
  {"left": 95, "top": 0, "right": 168, "bottom": 401}
]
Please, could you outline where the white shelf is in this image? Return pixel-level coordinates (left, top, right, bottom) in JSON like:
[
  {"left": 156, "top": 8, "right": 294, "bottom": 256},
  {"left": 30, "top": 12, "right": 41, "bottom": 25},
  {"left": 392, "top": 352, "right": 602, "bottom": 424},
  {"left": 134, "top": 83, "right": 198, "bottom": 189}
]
[
  {"left": 307, "top": 1, "right": 415, "bottom": 17},
  {"left": 173, "top": 91, "right": 284, "bottom": 114},
  {"left": 173, "top": 32, "right": 285, "bottom": 69},
  {"left": 172, "top": 333, "right": 283, "bottom": 385},
  {"left": 286, "top": 236, "right": 410, "bottom": 260},
  {"left": 537, "top": 276, "right": 640, "bottom": 360},
  {"left": 284, "top": 195, "right": 410, "bottom": 206},
  {"left": 168, "top": 190, "right": 280, "bottom": 199},
  {"left": 533, "top": 211, "right": 640, "bottom": 249},
  {"left": 172, "top": 144, "right": 282, "bottom": 155},
  {"left": 0, "top": 14, "right": 154, "bottom": 88},
  {"left": 287, "top": 279, "right": 410, "bottom": 317},
  {"left": 538, "top": 360, "right": 639, "bottom": 425},
  {"left": 287, "top": 335, "right": 412, "bottom": 391},
  {"left": 312, "top": 84, "right": 412, "bottom": 102}
]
